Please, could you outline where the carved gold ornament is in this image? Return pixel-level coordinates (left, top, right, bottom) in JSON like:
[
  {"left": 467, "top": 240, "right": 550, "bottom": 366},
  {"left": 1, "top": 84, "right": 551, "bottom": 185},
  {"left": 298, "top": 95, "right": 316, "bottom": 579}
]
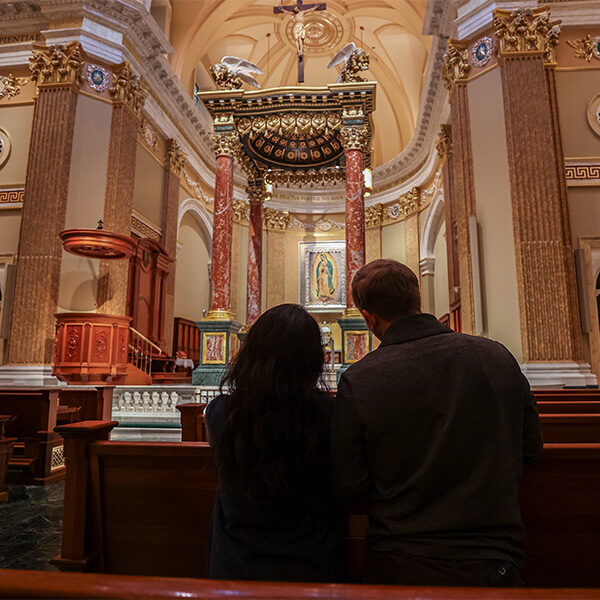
[
  {"left": 139, "top": 118, "right": 158, "bottom": 151},
  {"left": 441, "top": 41, "right": 471, "bottom": 91},
  {"left": 237, "top": 112, "right": 342, "bottom": 140},
  {"left": 29, "top": 43, "right": 84, "bottom": 86},
  {"left": 267, "top": 168, "right": 345, "bottom": 187},
  {"left": 109, "top": 63, "right": 147, "bottom": 116},
  {"left": 328, "top": 42, "right": 370, "bottom": 83},
  {"left": 210, "top": 57, "right": 263, "bottom": 90},
  {"left": 233, "top": 199, "right": 250, "bottom": 223},
  {"left": 435, "top": 124, "right": 452, "bottom": 160},
  {"left": 210, "top": 132, "right": 241, "bottom": 158},
  {"left": 264, "top": 207, "right": 290, "bottom": 230},
  {"left": 246, "top": 182, "right": 266, "bottom": 205},
  {"left": 166, "top": 139, "right": 186, "bottom": 176},
  {"left": 340, "top": 126, "right": 369, "bottom": 151},
  {"left": 386, "top": 187, "right": 422, "bottom": 221},
  {"left": 365, "top": 204, "right": 383, "bottom": 228},
  {"left": 0, "top": 74, "right": 29, "bottom": 100},
  {"left": 567, "top": 35, "right": 600, "bottom": 62},
  {"left": 493, "top": 8, "right": 561, "bottom": 62}
]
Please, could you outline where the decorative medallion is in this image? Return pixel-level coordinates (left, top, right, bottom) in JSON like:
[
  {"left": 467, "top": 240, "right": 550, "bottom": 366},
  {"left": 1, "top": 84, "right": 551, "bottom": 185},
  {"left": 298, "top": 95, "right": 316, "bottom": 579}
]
[
  {"left": 567, "top": 34, "right": 600, "bottom": 62},
  {"left": 0, "top": 128, "right": 12, "bottom": 169},
  {"left": 284, "top": 11, "right": 343, "bottom": 54},
  {"left": 586, "top": 94, "right": 600, "bottom": 137},
  {"left": 140, "top": 118, "right": 158, "bottom": 151},
  {"left": 471, "top": 36, "right": 494, "bottom": 67},
  {"left": 86, "top": 64, "right": 111, "bottom": 92}
]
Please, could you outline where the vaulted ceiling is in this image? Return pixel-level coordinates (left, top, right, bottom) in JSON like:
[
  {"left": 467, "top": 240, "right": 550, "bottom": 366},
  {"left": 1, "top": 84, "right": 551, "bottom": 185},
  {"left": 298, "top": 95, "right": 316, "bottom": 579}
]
[{"left": 169, "top": 0, "right": 431, "bottom": 168}]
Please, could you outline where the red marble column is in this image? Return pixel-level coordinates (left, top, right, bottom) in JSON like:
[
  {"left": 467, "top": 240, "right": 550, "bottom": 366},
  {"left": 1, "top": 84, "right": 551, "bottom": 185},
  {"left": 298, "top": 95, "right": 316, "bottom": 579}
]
[
  {"left": 245, "top": 184, "right": 263, "bottom": 326},
  {"left": 208, "top": 143, "right": 236, "bottom": 319},
  {"left": 344, "top": 146, "right": 366, "bottom": 315}
]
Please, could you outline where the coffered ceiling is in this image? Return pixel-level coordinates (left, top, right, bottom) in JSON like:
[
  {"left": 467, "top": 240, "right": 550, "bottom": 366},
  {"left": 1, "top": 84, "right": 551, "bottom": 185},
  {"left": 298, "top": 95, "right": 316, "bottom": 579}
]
[{"left": 169, "top": 0, "right": 431, "bottom": 168}]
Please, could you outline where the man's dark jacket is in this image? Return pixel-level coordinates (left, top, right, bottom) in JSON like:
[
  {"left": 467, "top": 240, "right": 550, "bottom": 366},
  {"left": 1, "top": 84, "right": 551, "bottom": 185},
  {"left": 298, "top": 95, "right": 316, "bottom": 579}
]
[{"left": 331, "top": 313, "right": 543, "bottom": 563}]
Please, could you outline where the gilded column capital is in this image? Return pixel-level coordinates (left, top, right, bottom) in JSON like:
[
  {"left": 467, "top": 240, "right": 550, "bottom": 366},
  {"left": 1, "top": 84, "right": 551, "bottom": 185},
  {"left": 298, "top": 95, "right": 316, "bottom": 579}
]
[
  {"left": 233, "top": 199, "right": 250, "bottom": 224},
  {"left": 435, "top": 124, "right": 453, "bottom": 160},
  {"left": 0, "top": 74, "right": 29, "bottom": 100},
  {"left": 165, "top": 139, "right": 186, "bottom": 176},
  {"left": 210, "top": 132, "right": 241, "bottom": 158},
  {"left": 29, "top": 42, "right": 84, "bottom": 87},
  {"left": 365, "top": 203, "right": 383, "bottom": 228},
  {"left": 340, "top": 125, "right": 369, "bottom": 152},
  {"left": 109, "top": 63, "right": 147, "bottom": 117},
  {"left": 264, "top": 207, "right": 289, "bottom": 230},
  {"left": 246, "top": 181, "right": 266, "bottom": 205},
  {"left": 493, "top": 8, "right": 561, "bottom": 63},
  {"left": 441, "top": 40, "right": 471, "bottom": 92}
]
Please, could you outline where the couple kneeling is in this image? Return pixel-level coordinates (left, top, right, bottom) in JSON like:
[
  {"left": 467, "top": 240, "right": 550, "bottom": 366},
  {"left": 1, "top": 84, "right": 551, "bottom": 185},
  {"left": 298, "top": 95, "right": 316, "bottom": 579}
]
[{"left": 205, "top": 259, "right": 543, "bottom": 586}]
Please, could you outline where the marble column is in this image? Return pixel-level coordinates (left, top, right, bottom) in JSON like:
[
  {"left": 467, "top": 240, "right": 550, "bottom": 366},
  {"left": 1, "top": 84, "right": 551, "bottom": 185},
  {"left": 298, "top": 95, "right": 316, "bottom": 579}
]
[
  {"left": 245, "top": 181, "right": 264, "bottom": 326},
  {"left": 494, "top": 8, "right": 590, "bottom": 385},
  {"left": 97, "top": 63, "right": 146, "bottom": 317},
  {"left": 340, "top": 126, "right": 368, "bottom": 317},
  {"left": 442, "top": 41, "right": 477, "bottom": 334},
  {"left": 207, "top": 134, "right": 238, "bottom": 320},
  {"left": 162, "top": 139, "right": 186, "bottom": 354},
  {"left": 6, "top": 43, "right": 84, "bottom": 375}
]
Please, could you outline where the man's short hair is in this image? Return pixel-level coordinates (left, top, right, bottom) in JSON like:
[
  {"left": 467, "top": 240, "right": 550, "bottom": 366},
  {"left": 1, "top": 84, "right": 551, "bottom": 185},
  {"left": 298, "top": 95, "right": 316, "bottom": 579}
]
[{"left": 352, "top": 259, "right": 421, "bottom": 321}]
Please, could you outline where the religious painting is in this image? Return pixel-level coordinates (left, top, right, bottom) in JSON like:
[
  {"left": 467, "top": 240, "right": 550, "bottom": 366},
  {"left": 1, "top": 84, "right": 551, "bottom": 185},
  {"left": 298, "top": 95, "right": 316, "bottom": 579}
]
[
  {"left": 202, "top": 332, "right": 227, "bottom": 365},
  {"left": 343, "top": 331, "right": 370, "bottom": 364},
  {"left": 299, "top": 241, "right": 346, "bottom": 312}
]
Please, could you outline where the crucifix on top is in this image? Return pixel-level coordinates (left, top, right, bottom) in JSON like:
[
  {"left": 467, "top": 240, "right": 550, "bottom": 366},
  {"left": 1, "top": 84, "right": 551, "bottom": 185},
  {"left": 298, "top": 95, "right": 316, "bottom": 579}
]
[{"left": 273, "top": 0, "right": 327, "bottom": 83}]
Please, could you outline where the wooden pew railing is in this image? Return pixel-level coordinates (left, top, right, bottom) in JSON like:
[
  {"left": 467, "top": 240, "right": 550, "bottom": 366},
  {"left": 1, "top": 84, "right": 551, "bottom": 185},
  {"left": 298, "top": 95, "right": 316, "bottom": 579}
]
[
  {"left": 1, "top": 569, "right": 600, "bottom": 600},
  {"left": 53, "top": 419, "right": 600, "bottom": 588},
  {"left": 173, "top": 317, "right": 201, "bottom": 365}
]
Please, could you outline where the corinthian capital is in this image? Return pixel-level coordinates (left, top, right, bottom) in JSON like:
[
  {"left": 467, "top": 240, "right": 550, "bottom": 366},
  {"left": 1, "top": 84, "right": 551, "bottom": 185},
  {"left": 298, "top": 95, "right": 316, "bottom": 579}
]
[
  {"left": 246, "top": 181, "right": 266, "bottom": 205},
  {"left": 109, "top": 63, "right": 147, "bottom": 117},
  {"left": 210, "top": 132, "right": 240, "bottom": 158},
  {"left": 494, "top": 8, "right": 561, "bottom": 62},
  {"left": 166, "top": 139, "right": 186, "bottom": 176},
  {"left": 264, "top": 207, "right": 289, "bottom": 230},
  {"left": 441, "top": 41, "right": 471, "bottom": 92},
  {"left": 435, "top": 124, "right": 453, "bottom": 160},
  {"left": 340, "top": 126, "right": 369, "bottom": 152},
  {"left": 29, "top": 43, "right": 84, "bottom": 87}
]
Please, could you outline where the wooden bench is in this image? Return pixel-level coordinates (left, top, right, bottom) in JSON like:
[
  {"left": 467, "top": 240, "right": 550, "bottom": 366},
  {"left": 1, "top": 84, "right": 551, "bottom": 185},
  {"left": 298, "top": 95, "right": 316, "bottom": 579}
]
[
  {"left": 1, "top": 569, "right": 600, "bottom": 600},
  {"left": 537, "top": 401, "right": 600, "bottom": 414},
  {"left": 53, "top": 420, "right": 600, "bottom": 587},
  {"left": 0, "top": 386, "right": 114, "bottom": 484},
  {"left": 539, "top": 414, "right": 600, "bottom": 443}
]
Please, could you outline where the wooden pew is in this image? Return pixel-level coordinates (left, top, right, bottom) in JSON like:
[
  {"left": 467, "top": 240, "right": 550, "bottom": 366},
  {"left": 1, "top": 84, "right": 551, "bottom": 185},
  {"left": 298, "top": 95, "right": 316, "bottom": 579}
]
[
  {"left": 54, "top": 421, "right": 600, "bottom": 587},
  {"left": 537, "top": 401, "right": 600, "bottom": 414},
  {"left": 1, "top": 569, "right": 600, "bottom": 600},
  {"left": 539, "top": 414, "right": 600, "bottom": 443},
  {"left": 176, "top": 403, "right": 207, "bottom": 442}
]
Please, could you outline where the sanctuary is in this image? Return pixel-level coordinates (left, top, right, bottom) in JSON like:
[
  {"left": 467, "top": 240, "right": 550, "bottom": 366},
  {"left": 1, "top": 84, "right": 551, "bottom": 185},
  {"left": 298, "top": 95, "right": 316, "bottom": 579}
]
[{"left": 0, "top": 0, "right": 599, "bottom": 594}]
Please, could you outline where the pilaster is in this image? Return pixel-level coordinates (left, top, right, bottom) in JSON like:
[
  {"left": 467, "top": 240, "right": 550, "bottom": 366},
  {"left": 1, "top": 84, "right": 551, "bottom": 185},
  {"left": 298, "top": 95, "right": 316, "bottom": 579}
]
[
  {"left": 7, "top": 43, "right": 84, "bottom": 368},
  {"left": 265, "top": 207, "right": 289, "bottom": 309}
]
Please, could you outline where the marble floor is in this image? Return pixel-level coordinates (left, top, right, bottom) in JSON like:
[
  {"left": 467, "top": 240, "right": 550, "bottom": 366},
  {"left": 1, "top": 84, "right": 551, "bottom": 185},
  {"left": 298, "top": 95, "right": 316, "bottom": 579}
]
[{"left": 0, "top": 483, "right": 63, "bottom": 571}]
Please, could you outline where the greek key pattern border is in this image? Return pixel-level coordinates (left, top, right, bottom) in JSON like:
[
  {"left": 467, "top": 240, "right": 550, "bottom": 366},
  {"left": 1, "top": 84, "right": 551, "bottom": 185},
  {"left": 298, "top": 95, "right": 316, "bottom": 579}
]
[
  {"left": 0, "top": 189, "right": 24, "bottom": 205},
  {"left": 131, "top": 215, "right": 161, "bottom": 241},
  {"left": 565, "top": 163, "right": 600, "bottom": 185}
]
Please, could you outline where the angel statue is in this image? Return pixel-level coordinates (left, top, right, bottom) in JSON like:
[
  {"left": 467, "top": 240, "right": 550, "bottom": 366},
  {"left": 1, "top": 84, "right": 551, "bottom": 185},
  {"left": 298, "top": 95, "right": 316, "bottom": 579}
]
[
  {"left": 209, "top": 56, "right": 264, "bottom": 90},
  {"left": 327, "top": 42, "right": 370, "bottom": 83}
]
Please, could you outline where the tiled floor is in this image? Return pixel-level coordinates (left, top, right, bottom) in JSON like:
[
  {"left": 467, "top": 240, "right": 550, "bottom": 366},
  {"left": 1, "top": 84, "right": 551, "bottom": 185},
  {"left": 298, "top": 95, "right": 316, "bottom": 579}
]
[{"left": 0, "top": 483, "right": 63, "bottom": 571}]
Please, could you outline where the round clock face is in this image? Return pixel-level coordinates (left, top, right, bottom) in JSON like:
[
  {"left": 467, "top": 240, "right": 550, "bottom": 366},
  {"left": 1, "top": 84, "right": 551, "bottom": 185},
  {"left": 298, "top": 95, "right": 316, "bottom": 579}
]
[{"left": 0, "top": 129, "right": 11, "bottom": 169}]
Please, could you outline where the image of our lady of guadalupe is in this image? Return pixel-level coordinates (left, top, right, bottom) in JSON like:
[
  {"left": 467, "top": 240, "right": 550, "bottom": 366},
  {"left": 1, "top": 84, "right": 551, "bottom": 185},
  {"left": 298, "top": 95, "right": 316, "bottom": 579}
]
[{"left": 314, "top": 252, "right": 337, "bottom": 303}]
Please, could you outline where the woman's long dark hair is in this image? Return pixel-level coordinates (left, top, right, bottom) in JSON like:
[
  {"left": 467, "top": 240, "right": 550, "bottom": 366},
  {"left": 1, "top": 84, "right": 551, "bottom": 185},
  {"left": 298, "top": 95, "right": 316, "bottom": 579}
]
[{"left": 213, "top": 303, "right": 328, "bottom": 504}]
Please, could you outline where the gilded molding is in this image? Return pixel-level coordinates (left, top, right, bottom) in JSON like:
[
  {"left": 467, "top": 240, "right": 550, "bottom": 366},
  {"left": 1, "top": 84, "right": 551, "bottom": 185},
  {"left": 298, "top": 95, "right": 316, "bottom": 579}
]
[
  {"left": 130, "top": 215, "right": 161, "bottom": 241},
  {"left": 435, "top": 124, "right": 453, "bottom": 160},
  {"left": 441, "top": 41, "right": 471, "bottom": 92},
  {"left": 235, "top": 144, "right": 261, "bottom": 179},
  {"left": 0, "top": 74, "right": 29, "bottom": 100},
  {"left": 493, "top": 8, "right": 561, "bottom": 63},
  {"left": 29, "top": 43, "right": 84, "bottom": 87},
  {"left": 567, "top": 35, "right": 600, "bottom": 62},
  {"left": 365, "top": 203, "right": 383, "bottom": 228},
  {"left": 386, "top": 187, "right": 422, "bottom": 221},
  {"left": 109, "top": 63, "right": 147, "bottom": 117},
  {"left": 166, "top": 139, "right": 186, "bottom": 176},
  {"left": 210, "top": 132, "right": 240, "bottom": 158},
  {"left": 339, "top": 125, "right": 369, "bottom": 152},
  {"left": 233, "top": 199, "right": 250, "bottom": 224},
  {"left": 264, "top": 207, "right": 290, "bottom": 230},
  {"left": 237, "top": 113, "right": 342, "bottom": 139}
]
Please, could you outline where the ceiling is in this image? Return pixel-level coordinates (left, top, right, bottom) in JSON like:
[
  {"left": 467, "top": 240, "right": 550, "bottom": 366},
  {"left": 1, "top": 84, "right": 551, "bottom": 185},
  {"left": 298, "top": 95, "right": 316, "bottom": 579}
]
[{"left": 169, "top": 0, "right": 431, "bottom": 168}]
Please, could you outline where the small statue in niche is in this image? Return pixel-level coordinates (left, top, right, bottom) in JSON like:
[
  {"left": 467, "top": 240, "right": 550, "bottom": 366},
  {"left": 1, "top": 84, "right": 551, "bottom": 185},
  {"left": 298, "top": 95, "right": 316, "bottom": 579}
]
[
  {"left": 210, "top": 56, "right": 264, "bottom": 90},
  {"left": 327, "top": 42, "right": 370, "bottom": 83}
]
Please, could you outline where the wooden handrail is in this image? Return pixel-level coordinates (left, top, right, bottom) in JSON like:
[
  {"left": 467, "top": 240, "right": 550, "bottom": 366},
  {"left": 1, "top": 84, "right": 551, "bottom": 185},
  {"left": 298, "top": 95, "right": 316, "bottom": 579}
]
[
  {"left": 0, "top": 569, "right": 598, "bottom": 600},
  {"left": 130, "top": 327, "right": 162, "bottom": 354}
]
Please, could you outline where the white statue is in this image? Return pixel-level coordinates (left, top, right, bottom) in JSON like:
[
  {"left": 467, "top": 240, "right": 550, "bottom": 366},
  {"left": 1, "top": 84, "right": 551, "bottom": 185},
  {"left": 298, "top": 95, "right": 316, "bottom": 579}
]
[
  {"left": 327, "top": 42, "right": 370, "bottom": 83},
  {"left": 290, "top": 4, "right": 320, "bottom": 58},
  {"left": 210, "top": 56, "right": 264, "bottom": 90}
]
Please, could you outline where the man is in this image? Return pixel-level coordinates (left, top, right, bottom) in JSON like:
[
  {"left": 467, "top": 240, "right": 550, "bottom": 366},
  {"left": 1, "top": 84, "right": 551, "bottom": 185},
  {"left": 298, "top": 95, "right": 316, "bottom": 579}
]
[{"left": 331, "top": 259, "right": 543, "bottom": 587}]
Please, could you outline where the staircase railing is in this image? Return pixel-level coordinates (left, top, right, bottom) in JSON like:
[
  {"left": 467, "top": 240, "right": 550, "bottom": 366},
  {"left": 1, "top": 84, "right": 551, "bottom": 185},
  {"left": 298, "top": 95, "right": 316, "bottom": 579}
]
[{"left": 129, "top": 327, "right": 162, "bottom": 375}]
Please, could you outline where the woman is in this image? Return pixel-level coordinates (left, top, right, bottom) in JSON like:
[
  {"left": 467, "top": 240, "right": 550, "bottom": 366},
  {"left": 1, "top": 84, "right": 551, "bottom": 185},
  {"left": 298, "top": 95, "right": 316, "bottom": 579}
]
[{"left": 205, "top": 303, "right": 341, "bottom": 582}]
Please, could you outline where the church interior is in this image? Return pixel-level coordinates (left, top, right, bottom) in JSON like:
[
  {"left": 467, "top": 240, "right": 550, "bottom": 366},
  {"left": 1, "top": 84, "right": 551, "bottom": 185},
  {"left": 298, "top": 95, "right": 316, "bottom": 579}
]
[{"left": 0, "top": 0, "right": 600, "bottom": 596}]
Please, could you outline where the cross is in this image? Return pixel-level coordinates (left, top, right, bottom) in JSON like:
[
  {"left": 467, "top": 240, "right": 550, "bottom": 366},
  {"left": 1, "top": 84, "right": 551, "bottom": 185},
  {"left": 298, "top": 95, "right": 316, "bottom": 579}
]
[{"left": 273, "top": 0, "right": 327, "bottom": 83}]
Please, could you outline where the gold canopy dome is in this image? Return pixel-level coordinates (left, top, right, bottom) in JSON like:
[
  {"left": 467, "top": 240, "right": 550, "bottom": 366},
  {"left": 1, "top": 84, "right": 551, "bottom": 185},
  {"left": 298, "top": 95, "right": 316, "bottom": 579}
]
[{"left": 170, "top": 0, "right": 431, "bottom": 169}]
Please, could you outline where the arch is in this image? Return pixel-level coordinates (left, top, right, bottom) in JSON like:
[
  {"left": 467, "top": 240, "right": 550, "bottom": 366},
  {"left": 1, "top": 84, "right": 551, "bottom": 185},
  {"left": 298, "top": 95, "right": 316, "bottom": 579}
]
[
  {"left": 419, "top": 189, "right": 445, "bottom": 275},
  {"left": 178, "top": 198, "right": 213, "bottom": 256}
]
